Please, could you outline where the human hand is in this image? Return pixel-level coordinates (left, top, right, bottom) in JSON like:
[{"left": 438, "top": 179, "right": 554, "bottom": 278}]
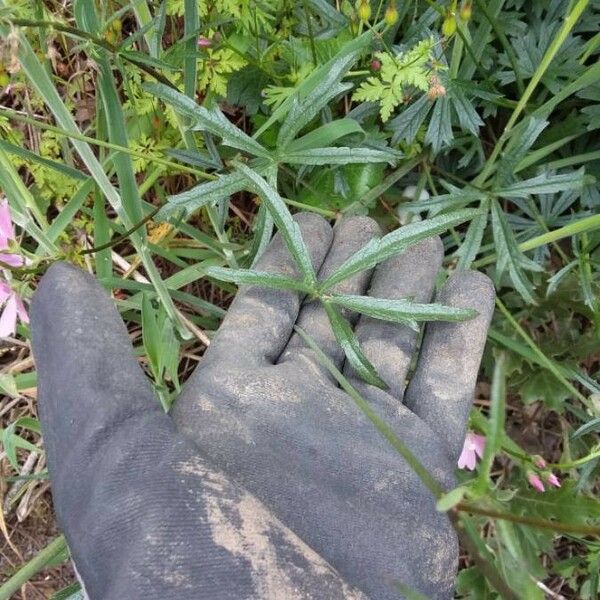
[{"left": 31, "top": 213, "right": 494, "bottom": 599}]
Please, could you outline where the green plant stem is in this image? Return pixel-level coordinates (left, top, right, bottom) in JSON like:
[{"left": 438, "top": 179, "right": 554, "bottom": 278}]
[
  {"left": 474, "top": 0, "right": 590, "bottom": 186},
  {"left": 456, "top": 503, "right": 600, "bottom": 536},
  {"left": 0, "top": 108, "right": 214, "bottom": 180},
  {"left": 494, "top": 297, "right": 591, "bottom": 408},
  {"left": 0, "top": 535, "right": 67, "bottom": 600}
]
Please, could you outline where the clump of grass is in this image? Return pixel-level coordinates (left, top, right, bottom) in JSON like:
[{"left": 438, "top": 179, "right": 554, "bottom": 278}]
[{"left": 0, "top": 1, "right": 599, "bottom": 598}]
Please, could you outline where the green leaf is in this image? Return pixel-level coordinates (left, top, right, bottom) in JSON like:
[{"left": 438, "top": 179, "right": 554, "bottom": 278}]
[
  {"left": 205, "top": 267, "right": 311, "bottom": 292},
  {"left": 436, "top": 486, "right": 467, "bottom": 512},
  {"left": 287, "top": 119, "right": 365, "bottom": 152},
  {"left": 323, "top": 302, "right": 387, "bottom": 388},
  {"left": 456, "top": 205, "right": 489, "bottom": 268},
  {"left": 572, "top": 417, "right": 600, "bottom": 439},
  {"left": 387, "top": 95, "right": 433, "bottom": 145},
  {"left": 425, "top": 97, "right": 453, "bottom": 153},
  {"left": 142, "top": 294, "right": 161, "bottom": 378},
  {"left": 161, "top": 171, "right": 247, "bottom": 219},
  {"left": 328, "top": 294, "right": 477, "bottom": 328},
  {"left": 277, "top": 80, "right": 353, "bottom": 150},
  {"left": 496, "top": 170, "right": 591, "bottom": 198},
  {"left": 283, "top": 146, "right": 400, "bottom": 166},
  {"left": 320, "top": 209, "right": 481, "bottom": 290},
  {"left": 450, "top": 86, "right": 484, "bottom": 135},
  {"left": 235, "top": 163, "right": 317, "bottom": 285},
  {"left": 491, "top": 200, "right": 542, "bottom": 303},
  {"left": 1, "top": 417, "right": 41, "bottom": 469},
  {"left": 144, "top": 82, "right": 270, "bottom": 158}
]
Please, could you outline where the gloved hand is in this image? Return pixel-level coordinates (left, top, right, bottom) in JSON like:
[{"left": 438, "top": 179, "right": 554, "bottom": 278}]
[{"left": 31, "top": 213, "right": 494, "bottom": 600}]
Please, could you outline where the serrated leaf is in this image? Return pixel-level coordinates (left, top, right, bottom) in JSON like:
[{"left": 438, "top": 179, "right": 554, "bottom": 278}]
[
  {"left": 161, "top": 171, "right": 247, "bottom": 219},
  {"left": 283, "top": 146, "right": 400, "bottom": 166},
  {"left": 277, "top": 81, "right": 353, "bottom": 150},
  {"left": 496, "top": 170, "right": 591, "bottom": 198},
  {"left": 235, "top": 163, "right": 317, "bottom": 285},
  {"left": 450, "top": 86, "right": 484, "bottom": 135},
  {"left": 205, "top": 267, "right": 310, "bottom": 292},
  {"left": 328, "top": 294, "right": 477, "bottom": 327},
  {"left": 456, "top": 205, "right": 489, "bottom": 268},
  {"left": 491, "top": 200, "right": 542, "bottom": 303},
  {"left": 425, "top": 96, "right": 453, "bottom": 153},
  {"left": 323, "top": 302, "right": 387, "bottom": 388},
  {"left": 320, "top": 209, "right": 481, "bottom": 290},
  {"left": 387, "top": 95, "right": 433, "bottom": 145},
  {"left": 145, "top": 82, "right": 270, "bottom": 157}
]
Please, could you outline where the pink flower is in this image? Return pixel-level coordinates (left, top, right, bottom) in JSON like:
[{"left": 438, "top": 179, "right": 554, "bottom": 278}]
[
  {"left": 546, "top": 473, "right": 561, "bottom": 488},
  {"left": 527, "top": 472, "right": 545, "bottom": 492},
  {"left": 0, "top": 253, "right": 24, "bottom": 267},
  {"left": 532, "top": 455, "right": 546, "bottom": 469},
  {"left": 0, "top": 281, "right": 28, "bottom": 338},
  {"left": 0, "top": 200, "right": 15, "bottom": 250},
  {"left": 458, "top": 432, "right": 486, "bottom": 470},
  {"left": 197, "top": 36, "right": 212, "bottom": 48}
]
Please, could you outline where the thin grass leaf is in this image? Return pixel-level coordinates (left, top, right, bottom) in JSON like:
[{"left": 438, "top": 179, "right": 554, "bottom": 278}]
[
  {"left": 320, "top": 209, "right": 481, "bottom": 290},
  {"left": 144, "top": 82, "right": 270, "bottom": 158},
  {"left": 235, "top": 162, "right": 317, "bottom": 285},
  {"left": 205, "top": 267, "right": 311, "bottom": 292},
  {"left": 328, "top": 294, "right": 477, "bottom": 328},
  {"left": 322, "top": 302, "right": 387, "bottom": 388},
  {"left": 283, "top": 146, "right": 400, "bottom": 166}
]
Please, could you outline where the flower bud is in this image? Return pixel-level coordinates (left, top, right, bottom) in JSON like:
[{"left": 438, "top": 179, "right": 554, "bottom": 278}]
[
  {"left": 532, "top": 455, "right": 546, "bottom": 469},
  {"left": 442, "top": 13, "right": 457, "bottom": 37},
  {"left": 527, "top": 472, "right": 545, "bottom": 492},
  {"left": 357, "top": 0, "right": 371, "bottom": 22},
  {"left": 460, "top": 2, "right": 472, "bottom": 22},
  {"left": 112, "top": 18, "right": 123, "bottom": 32},
  {"left": 371, "top": 58, "right": 382, "bottom": 71},
  {"left": 384, "top": 4, "right": 399, "bottom": 26},
  {"left": 197, "top": 36, "right": 212, "bottom": 48},
  {"left": 546, "top": 473, "right": 561, "bottom": 488}
]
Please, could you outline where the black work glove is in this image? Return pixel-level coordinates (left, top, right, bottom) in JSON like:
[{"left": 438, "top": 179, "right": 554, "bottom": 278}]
[{"left": 31, "top": 214, "right": 494, "bottom": 599}]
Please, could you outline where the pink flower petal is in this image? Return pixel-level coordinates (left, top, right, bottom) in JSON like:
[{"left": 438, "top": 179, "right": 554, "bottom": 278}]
[
  {"left": 469, "top": 433, "right": 486, "bottom": 459},
  {"left": 0, "top": 201, "right": 14, "bottom": 245},
  {"left": 0, "top": 253, "right": 24, "bottom": 267},
  {"left": 0, "top": 293, "right": 18, "bottom": 337},
  {"left": 527, "top": 472, "right": 545, "bottom": 492},
  {"left": 458, "top": 446, "right": 476, "bottom": 470},
  {"left": 15, "top": 294, "right": 28, "bottom": 324},
  {"left": 0, "top": 280, "right": 12, "bottom": 302},
  {"left": 547, "top": 473, "right": 561, "bottom": 488}
]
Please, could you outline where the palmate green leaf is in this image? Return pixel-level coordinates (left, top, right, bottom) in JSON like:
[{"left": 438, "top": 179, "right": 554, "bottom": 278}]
[
  {"left": 323, "top": 302, "right": 387, "bottom": 388},
  {"left": 328, "top": 294, "right": 477, "bottom": 329},
  {"left": 144, "top": 82, "right": 270, "bottom": 158},
  {"left": 320, "top": 209, "right": 481, "bottom": 290},
  {"left": 235, "top": 163, "right": 317, "bottom": 286},
  {"left": 283, "top": 146, "right": 401, "bottom": 166},
  {"left": 387, "top": 95, "right": 433, "bottom": 145},
  {"left": 205, "top": 267, "right": 310, "bottom": 292},
  {"left": 496, "top": 169, "right": 592, "bottom": 198},
  {"left": 491, "top": 200, "right": 543, "bottom": 303}
]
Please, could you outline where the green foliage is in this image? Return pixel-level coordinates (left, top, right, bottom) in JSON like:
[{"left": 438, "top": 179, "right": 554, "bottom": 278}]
[
  {"left": 352, "top": 38, "right": 437, "bottom": 122},
  {"left": 1, "top": 0, "right": 600, "bottom": 598}
]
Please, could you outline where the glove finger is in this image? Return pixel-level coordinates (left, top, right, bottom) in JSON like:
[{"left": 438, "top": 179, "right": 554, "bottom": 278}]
[
  {"left": 403, "top": 271, "right": 495, "bottom": 458},
  {"left": 279, "top": 216, "right": 381, "bottom": 379},
  {"left": 343, "top": 236, "right": 443, "bottom": 399},
  {"left": 204, "top": 212, "right": 332, "bottom": 367},
  {"left": 31, "top": 262, "right": 365, "bottom": 599}
]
